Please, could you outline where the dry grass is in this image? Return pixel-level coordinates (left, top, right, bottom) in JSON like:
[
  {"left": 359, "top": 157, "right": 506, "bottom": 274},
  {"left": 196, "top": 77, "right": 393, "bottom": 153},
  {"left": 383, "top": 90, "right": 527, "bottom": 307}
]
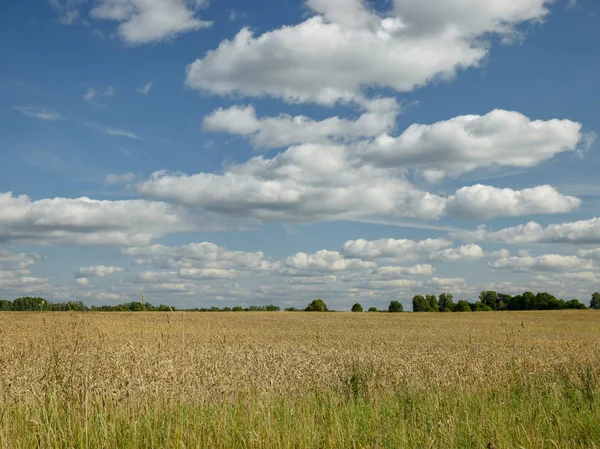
[{"left": 0, "top": 311, "right": 599, "bottom": 448}]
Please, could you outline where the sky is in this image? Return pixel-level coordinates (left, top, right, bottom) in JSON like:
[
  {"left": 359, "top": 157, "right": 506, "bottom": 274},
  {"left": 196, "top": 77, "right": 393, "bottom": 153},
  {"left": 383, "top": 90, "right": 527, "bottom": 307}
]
[{"left": 1, "top": 0, "right": 599, "bottom": 310}]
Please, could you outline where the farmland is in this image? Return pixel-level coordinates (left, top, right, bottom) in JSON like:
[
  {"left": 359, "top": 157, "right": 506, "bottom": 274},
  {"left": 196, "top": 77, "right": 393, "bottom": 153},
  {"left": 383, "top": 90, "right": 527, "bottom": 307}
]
[{"left": 0, "top": 311, "right": 599, "bottom": 448}]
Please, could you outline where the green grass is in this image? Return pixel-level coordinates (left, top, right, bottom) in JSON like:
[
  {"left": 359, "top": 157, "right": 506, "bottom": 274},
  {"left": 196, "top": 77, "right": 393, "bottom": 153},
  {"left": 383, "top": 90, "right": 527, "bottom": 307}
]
[{"left": 2, "top": 369, "right": 599, "bottom": 448}]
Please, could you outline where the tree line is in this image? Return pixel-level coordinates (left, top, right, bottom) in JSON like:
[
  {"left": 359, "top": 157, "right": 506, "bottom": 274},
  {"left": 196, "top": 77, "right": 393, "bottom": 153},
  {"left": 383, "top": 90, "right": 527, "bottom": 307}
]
[
  {"left": 410, "top": 291, "right": 592, "bottom": 312},
  {"left": 1, "top": 292, "right": 599, "bottom": 313},
  {"left": 0, "top": 297, "right": 282, "bottom": 312}
]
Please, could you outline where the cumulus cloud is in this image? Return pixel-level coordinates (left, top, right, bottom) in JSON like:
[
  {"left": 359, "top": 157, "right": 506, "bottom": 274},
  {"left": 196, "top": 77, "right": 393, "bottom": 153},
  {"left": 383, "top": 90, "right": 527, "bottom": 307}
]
[
  {"left": 342, "top": 237, "right": 452, "bottom": 261},
  {"left": 0, "top": 249, "right": 48, "bottom": 294},
  {"left": 14, "top": 106, "right": 63, "bottom": 121},
  {"left": 358, "top": 110, "right": 583, "bottom": 181},
  {"left": 0, "top": 192, "right": 193, "bottom": 246},
  {"left": 76, "top": 265, "right": 125, "bottom": 278},
  {"left": 577, "top": 248, "right": 600, "bottom": 260},
  {"left": 90, "top": 0, "right": 212, "bottom": 44},
  {"left": 137, "top": 144, "right": 448, "bottom": 223},
  {"left": 431, "top": 244, "right": 485, "bottom": 262},
  {"left": 373, "top": 264, "right": 435, "bottom": 278},
  {"left": 454, "top": 218, "right": 600, "bottom": 245},
  {"left": 280, "top": 250, "right": 375, "bottom": 275},
  {"left": 489, "top": 254, "right": 595, "bottom": 272},
  {"left": 203, "top": 98, "right": 399, "bottom": 150},
  {"left": 122, "top": 242, "right": 276, "bottom": 271},
  {"left": 445, "top": 184, "right": 580, "bottom": 220},
  {"left": 0, "top": 249, "right": 41, "bottom": 271},
  {"left": 186, "top": 0, "right": 551, "bottom": 105}
]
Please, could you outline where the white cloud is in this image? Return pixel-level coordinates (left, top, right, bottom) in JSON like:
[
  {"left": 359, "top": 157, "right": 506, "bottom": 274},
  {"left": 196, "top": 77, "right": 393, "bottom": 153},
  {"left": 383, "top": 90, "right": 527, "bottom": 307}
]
[
  {"left": 141, "top": 108, "right": 585, "bottom": 225},
  {"left": 431, "top": 244, "right": 485, "bottom": 262},
  {"left": 97, "top": 292, "right": 121, "bottom": 301},
  {"left": 75, "top": 277, "right": 89, "bottom": 285},
  {"left": 280, "top": 250, "right": 375, "bottom": 275},
  {"left": 104, "top": 172, "right": 135, "bottom": 185},
  {"left": 577, "top": 248, "right": 600, "bottom": 260},
  {"left": 84, "top": 88, "right": 97, "bottom": 102},
  {"left": 358, "top": 110, "right": 583, "bottom": 180},
  {"left": 203, "top": 98, "right": 399, "bottom": 149},
  {"left": 186, "top": 0, "right": 551, "bottom": 105},
  {"left": 90, "top": 0, "right": 212, "bottom": 44},
  {"left": 445, "top": 184, "right": 580, "bottom": 220},
  {"left": 138, "top": 81, "right": 153, "bottom": 95},
  {"left": 122, "top": 242, "right": 275, "bottom": 271},
  {"left": 138, "top": 144, "right": 448, "bottom": 223},
  {"left": 454, "top": 218, "right": 600, "bottom": 245},
  {"left": 48, "top": 0, "right": 86, "bottom": 24},
  {"left": 179, "top": 268, "right": 237, "bottom": 279},
  {"left": 76, "top": 265, "right": 125, "bottom": 277},
  {"left": 489, "top": 254, "right": 595, "bottom": 272},
  {"left": 342, "top": 237, "right": 452, "bottom": 261},
  {"left": 84, "top": 86, "right": 115, "bottom": 103},
  {"left": 14, "top": 106, "right": 64, "bottom": 121},
  {"left": 373, "top": 264, "right": 435, "bottom": 278},
  {"left": 105, "top": 128, "right": 140, "bottom": 139},
  {"left": 0, "top": 192, "right": 193, "bottom": 246},
  {"left": 0, "top": 249, "right": 41, "bottom": 271}
]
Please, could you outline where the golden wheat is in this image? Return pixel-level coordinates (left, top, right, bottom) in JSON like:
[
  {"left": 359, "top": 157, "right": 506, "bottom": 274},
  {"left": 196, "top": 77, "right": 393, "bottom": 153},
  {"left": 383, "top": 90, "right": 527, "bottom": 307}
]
[{"left": 0, "top": 311, "right": 598, "bottom": 448}]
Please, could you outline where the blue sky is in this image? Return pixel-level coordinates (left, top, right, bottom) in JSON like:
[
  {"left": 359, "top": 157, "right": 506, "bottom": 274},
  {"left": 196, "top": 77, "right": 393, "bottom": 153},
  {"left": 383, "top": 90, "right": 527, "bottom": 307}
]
[{"left": 1, "top": 0, "right": 599, "bottom": 310}]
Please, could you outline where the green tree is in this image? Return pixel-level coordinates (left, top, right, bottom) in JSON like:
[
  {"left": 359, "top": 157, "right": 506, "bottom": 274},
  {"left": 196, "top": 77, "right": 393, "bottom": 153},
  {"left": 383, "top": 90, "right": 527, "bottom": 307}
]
[
  {"left": 591, "top": 292, "right": 600, "bottom": 310},
  {"left": 388, "top": 301, "right": 403, "bottom": 313},
  {"left": 425, "top": 295, "right": 439, "bottom": 312},
  {"left": 351, "top": 303, "right": 363, "bottom": 312},
  {"left": 564, "top": 299, "right": 586, "bottom": 310},
  {"left": 306, "top": 299, "right": 328, "bottom": 312},
  {"left": 438, "top": 293, "right": 454, "bottom": 312},
  {"left": 479, "top": 290, "right": 498, "bottom": 310},
  {"left": 455, "top": 300, "right": 472, "bottom": 312},
  {"left": 368, "top": 306, "right": 378, "bottom": 312},
  {"left": 497, "top": 293, "right": 512, "bottom": 311},
  {"left": 412, "top": 295, "right": 427, "bottom": 312}
]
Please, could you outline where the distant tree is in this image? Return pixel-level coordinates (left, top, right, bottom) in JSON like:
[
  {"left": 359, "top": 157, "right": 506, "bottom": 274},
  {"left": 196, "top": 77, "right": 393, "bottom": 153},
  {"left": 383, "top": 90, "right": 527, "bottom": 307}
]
[
  {"left": 412, "top": 295, "right": 427, "bottom": 312},
  {"left": 351, "top": 303, "right": 363, "bottom": 312},
  {"left": 306, "top": 299, "right": 328, "bottom": 312},
  {"left": 232, "top": 306, "right": 244, "bottom": 312},
  {"left": 0, "top": 300, "right": 11, "bottom": 311},
  {"left": 563, "top": 299, "right": 586, "bottom": 310},
  {"left": 479, "top": 291, "right": 498, "bottom": 310},
  {"left": 471, "top": 302, "right": 492, "bottom": 312},
  {"left": 368, "top": 306, "right": 378, "bottom": 312},
  {"left": 497, "top": 293, "right": 512, "bottom": 311},
  {"left": 426, "top": 295, "right": 439, "bottom": 312},
  {"left": 284, "top": 307, "right": 300, "bottom": 312},
  {"left": 388, "top": 301, "right": 403, "bottom": 313},
  {"left": 265, "top": 304, "right": 281, "bottom": 311},
  {"left": 438, "top": 293, "right": 454, "bottom": 312},
  {"left": 591, "top": 292, "right": 600, "bottom": 310},
  {"left": 455, "top": 300, "right": 472, "bottom": 312},
  {"left": 12, "top": 297, "right": 45, "bottom": 311}
]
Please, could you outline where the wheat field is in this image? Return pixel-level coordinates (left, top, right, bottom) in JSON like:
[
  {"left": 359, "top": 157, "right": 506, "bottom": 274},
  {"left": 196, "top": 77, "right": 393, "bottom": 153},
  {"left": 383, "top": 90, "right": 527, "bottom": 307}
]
[{"left": 0, "top": 311, "right": 598, "bottom": 448}]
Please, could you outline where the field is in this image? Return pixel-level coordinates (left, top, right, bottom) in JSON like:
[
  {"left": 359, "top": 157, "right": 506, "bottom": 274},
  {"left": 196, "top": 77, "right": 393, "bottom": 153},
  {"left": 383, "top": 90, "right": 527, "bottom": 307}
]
[{"left": 0, "top": 311, "right": 599, "bottom": 448}]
